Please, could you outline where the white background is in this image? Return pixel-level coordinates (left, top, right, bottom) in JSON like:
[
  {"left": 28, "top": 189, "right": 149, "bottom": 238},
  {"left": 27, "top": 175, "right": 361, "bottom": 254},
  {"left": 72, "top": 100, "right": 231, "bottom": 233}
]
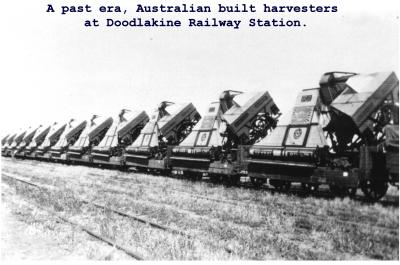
[{"left": 0, "top": 0, "right": 398, "bottom": 134}]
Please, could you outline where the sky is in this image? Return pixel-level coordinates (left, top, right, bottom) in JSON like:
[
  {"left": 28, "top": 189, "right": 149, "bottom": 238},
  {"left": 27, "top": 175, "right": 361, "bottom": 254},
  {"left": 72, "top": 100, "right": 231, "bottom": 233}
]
[{"left": 0, "top": 0, "right": 398, "bottom": 135}]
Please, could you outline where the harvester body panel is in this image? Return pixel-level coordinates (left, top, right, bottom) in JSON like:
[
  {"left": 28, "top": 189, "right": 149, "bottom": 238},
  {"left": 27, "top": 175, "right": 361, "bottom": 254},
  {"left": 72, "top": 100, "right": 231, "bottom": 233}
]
[
  {"left": 223, "top": 91, "right": 277, "bottom": 139},
  {"left": 125, "top": 102, "right": 200, "bottom": 170},
  {"left": 253, "top": 88, "right": 327, "bottom": 150},
  {"left": 330, "top": 71, "right": 398, "bottom": 133},
  {"left": 1, "top": 133, "right": 17, "bottom": 156},
  {"left": 10, "top": 129, "right": 28, "bottom": 149},
  {"left": 25, "top": 125, "right": 52, "bottom": 155},
  {"left": 91, "top": 110, "right": 149, "bottom": 164},
  {"left": 35, "top": 122, "right": 68, "bottom": 157},
  {"left": 179, "top": 101, "right": 224, "bottom": 148},
  {"left": 49, "top": 120, "right": 87, "bottom": 159},
  {"left": 1, "top": 135, "right": 10, "bottom": 146},
  {"left": 13, "top": 126, "right": 41, "bottom": 156},
  {"left": 67, "top": 116, "right": 113, "bottom": 161}
]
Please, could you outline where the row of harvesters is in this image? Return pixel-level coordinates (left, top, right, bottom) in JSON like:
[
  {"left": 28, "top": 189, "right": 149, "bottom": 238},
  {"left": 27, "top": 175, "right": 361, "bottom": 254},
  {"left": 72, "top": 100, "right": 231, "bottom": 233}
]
[{"left": 2, "top": 71, "right": 398, "bottom": 200}]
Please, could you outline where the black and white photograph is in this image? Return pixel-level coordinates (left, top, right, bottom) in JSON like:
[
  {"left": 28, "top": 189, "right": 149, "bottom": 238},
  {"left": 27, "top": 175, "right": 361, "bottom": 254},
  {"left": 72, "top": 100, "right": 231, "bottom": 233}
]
[{"left": 0, "top": 0, "right": 399, "bottom": 260}]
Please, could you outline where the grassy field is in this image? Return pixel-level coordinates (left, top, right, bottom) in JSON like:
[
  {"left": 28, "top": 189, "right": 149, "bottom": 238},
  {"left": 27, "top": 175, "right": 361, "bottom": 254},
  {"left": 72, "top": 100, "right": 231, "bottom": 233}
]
[{"left": 1, "top": 157, "right": 399, "bottom": 260}]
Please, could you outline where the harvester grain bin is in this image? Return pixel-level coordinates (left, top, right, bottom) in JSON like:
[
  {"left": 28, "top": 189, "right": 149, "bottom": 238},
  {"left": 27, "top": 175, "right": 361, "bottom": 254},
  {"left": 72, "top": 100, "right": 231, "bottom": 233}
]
[
  {"left": 124, "top": 101, "right": 200, "bottom": 172},
  {"left": 1, "top": 132, "right": 18, "bottom": 157},
  {"left": 13, "top": 125, "right": 42, "bottom": 157},
  {"left": 35, "top": 121, "right": 68, "bottom": 158},
  {"left": 49, "top": 119, "right": 87, "bottom": 160},
  {"left": 23, "top": 124, "right": 52, "bottom": 157},
  {"left": 91, "top": 109, "right": 149, "bottom": 166},
  {"left": 65, "top": 115, "right": 113, "bottom": 163}
]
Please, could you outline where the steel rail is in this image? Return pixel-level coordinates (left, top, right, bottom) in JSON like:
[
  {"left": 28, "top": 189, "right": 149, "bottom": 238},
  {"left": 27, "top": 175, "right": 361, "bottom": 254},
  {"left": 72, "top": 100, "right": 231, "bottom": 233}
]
[
  {"left": 2, "top": 175, "right": 144, "bottom": 260},
  {"left": 2, "top": 173, "right": 192, "bottom": 238}
]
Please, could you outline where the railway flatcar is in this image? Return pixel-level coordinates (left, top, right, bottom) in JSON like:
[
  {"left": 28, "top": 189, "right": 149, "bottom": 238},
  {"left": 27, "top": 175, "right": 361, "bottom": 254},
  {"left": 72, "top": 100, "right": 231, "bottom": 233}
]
[
  {"left": 124, "top": 101, "right": 200, "bottom": 173},
  {"left": 91, "top": 109, "right": 149, "bottom": 166},
  {"left": 170, "top": 90, "right": 280, "bottom": 183},
  {"left": 246, "top": 71, "right": 399, "bottom": 200}
]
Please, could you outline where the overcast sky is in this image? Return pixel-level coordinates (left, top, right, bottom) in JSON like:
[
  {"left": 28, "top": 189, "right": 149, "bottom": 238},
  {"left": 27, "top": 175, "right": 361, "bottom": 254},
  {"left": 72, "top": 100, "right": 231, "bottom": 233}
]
[{"left": 0, "top": 0, "right": 398, "bottom": 135}]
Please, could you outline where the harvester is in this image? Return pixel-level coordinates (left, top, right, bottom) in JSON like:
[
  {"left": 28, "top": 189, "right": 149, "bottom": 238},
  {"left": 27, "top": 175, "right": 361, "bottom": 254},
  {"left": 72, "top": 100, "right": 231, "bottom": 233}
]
[
  {"left": 91, "top": 109, "right": 149, "bottom": 166},
  {"left": 1, "top": 132, "right": 17, "bottom": 156},
  {"left": 34, "top": 122, "right": 68, "bottom": 158},
  {"left": 23, "top": 124, "right": 52, "bottom": 157},
  {"left": 247, "top": 71, "right": 399, "bottom": 200},
  {"left": 65, "top": 115, "right": 113, "bottom": 163},
  {"left": 13, "top": 125, "right": 42, "bottom": 157},
  {"left": 48, "top": 119, "right": 87, "bottom": 160},
  {"left": 124, "top": 101, "right": 200, "bottom": 172},
  {"left": 3, "top": 129, "right": 28, "bottom": 157},
  {"left": 1, "top": 134, "right": 10, "bottom": 146},
  {"left": 171, "top": 90, "right": 280, "bottom": 183}
]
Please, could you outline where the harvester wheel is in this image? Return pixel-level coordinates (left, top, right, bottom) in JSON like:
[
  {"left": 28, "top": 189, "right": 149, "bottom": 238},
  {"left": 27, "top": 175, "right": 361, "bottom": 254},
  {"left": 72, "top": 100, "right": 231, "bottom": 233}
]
[
  {"left": 270, "top": 180, "right": 291, "bottom": 192},
  {"left": 301, "top": 183, "right": 319, "bottom": 193},
  {"left": 361, "top": 179, "right": 388, "bottom": 201}
]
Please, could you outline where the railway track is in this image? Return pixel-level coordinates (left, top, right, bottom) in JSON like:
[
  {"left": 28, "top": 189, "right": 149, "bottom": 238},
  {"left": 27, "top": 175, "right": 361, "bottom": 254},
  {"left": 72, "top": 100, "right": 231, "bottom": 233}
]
[
  {"left": 2, "top": 172, "right": 267, "bottom": 253},
  {"left": 2, "top": 173, "right": 192, "bottom": 237},
  {"left": 2, "top": 169, "right": 398, "bottom": 259},
  {"left": 2, "top": 172, "right": 241, "bottom": 256},
  {"left": 1, "top": 179, "right": 144, "bottom": 260},
  {"left": 5, "top": 159, "right": 399, "bottom": 234},
  {"left": 1, "top": 173, "right": 206, "bottom": 259},
  {"left": 115, "top": 167, "right": 400, "bottom": 207},
  {"left": 5, "top": 157, "right": 399, "bottom": 208},
  {"left": 208, "top": 178, "right": 398, "bottom": 207},
  {"left": 0, "top": 173, "right": 338, "bottom": 259},
  {"left": 5, "top": 166, "right": 396, "bottom": 236},
  {"left": 108, "top": 175, "right": 399, "bottom": 234},
  {"left": 3, "top": 158, "right": 399, "bottom": 231}
]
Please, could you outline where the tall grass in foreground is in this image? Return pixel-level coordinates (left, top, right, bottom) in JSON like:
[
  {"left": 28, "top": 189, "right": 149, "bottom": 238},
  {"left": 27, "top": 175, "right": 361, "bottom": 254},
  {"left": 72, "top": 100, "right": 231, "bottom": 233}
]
[{"left": 2, "top": 158, "right": 399, "bottom": 260}]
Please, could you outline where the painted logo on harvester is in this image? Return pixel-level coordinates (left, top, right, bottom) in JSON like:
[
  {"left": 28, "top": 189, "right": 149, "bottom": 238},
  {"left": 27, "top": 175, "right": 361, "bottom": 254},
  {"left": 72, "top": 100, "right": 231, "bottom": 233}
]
[{"left": 293, "top": 128, "right": 302, "bottom": 139}]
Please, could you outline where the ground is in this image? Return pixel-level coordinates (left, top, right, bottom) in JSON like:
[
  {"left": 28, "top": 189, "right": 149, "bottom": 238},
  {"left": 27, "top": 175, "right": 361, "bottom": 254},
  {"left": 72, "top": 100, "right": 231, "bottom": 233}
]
[
  {"left": 1, "top": 184, "right": 131, "bottom": 260},
  {"left": 1, "top": 157, "right": 399, "bottom": 260}
]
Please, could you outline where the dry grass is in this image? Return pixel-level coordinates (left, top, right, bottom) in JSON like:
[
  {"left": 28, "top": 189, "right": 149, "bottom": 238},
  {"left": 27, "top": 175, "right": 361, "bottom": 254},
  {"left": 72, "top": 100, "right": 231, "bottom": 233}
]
[
  {"left": 1, "top": 157, "right": 399, "bottom": 260},
  {"left": 1, "top": 184, "right": 131, "bottom": 260}
]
